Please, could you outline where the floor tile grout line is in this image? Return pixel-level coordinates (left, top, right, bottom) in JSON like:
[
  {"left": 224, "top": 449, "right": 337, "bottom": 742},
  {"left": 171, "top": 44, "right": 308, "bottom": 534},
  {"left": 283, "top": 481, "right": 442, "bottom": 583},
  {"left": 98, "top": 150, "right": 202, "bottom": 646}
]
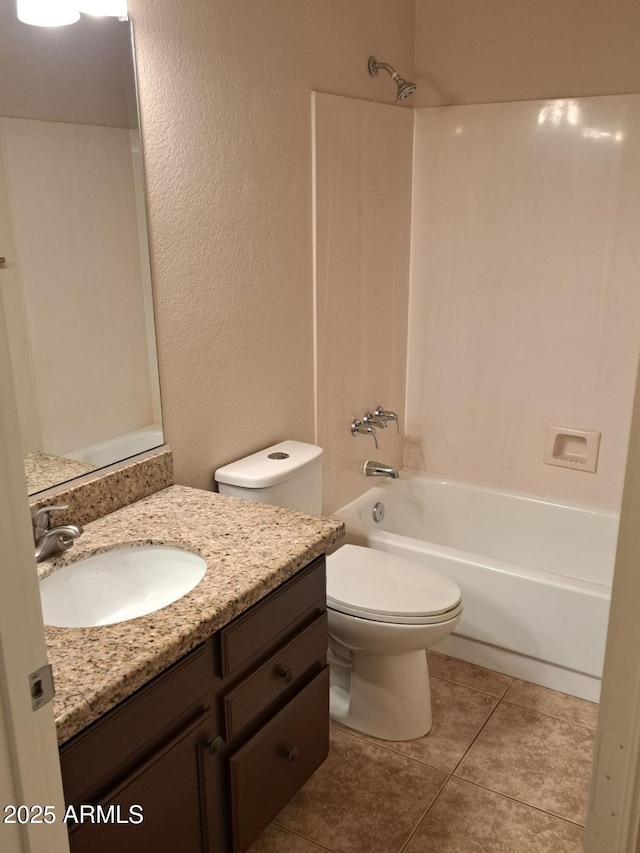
[
  {"left": 271, "top": 670, "right": 591, "bottom": 850},
  {"left": 447, "top": 687, "right": 593, "bottom": 830},
  {"left": 271, "top": 821, "right": 338, "bottom": 852},
  {"left": 330, "top": 694, "right": 506, "bottom": 777},
  {"left": 333, "top": 713, "right": 592, "bottom": 775},
  {"left": 500, "top": 698, "right": 599, "bottom": 731},
  {"left": 432, "top": 671, "right": 598, "bottom": 730},
  {"left": 273, "top": 772, "right": 454, "bottom": 853},
  {"left": 448, "top": 776, "right": 587, "bottom": 829},
  {"left": 429, "top": 671, "right": 514, "bottom": 701},
  {"left": 328, "top": 721, "right": 454, "bottom": 774},
  {"left": 449, "top": 692, "right": 505, "bottom": 775},
  {"left": 431, "top": 654, "right": 599, "bottom": 710},
  {"left": 397, "top": 771, "right": 453, "bottom": 853},
  {"left": 448, "top": 689, "right": 596, "bottom": 780}
]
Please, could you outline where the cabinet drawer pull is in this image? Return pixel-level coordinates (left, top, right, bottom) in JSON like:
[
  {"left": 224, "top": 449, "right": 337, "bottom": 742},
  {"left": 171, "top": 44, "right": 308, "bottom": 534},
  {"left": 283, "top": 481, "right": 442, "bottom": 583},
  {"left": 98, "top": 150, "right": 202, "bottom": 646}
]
[
  {"left": 278, "top": 666, "right": 295, "bottom": 684},
  {"left": 205, "top": 735, "right": 225, "bottom": 755},
  {"left": 283, "top": 746, "right": 299, "bottom": 764},
  {"left": 223, "top": 613, "right": 327, "bottom": 741}
]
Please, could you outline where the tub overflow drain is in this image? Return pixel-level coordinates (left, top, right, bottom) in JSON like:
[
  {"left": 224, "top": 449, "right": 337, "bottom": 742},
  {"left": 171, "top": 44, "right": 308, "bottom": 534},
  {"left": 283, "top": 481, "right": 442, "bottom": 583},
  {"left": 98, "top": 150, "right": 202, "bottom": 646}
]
[{"left": 373, "top": 502, "right": 385, "bottom": 523}]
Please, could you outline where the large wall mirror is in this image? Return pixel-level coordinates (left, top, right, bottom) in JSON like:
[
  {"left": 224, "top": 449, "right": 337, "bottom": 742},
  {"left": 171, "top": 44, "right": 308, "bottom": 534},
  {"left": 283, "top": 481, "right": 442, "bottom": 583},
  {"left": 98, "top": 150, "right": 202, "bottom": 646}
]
[{"left": 0, "top": 6, "right": 163, "bottom": 496}]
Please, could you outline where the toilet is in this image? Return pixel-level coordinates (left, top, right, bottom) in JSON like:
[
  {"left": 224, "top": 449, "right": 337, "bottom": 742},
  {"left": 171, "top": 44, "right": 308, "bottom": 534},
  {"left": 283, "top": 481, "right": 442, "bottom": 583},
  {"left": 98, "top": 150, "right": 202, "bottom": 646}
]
[{"left": 214, "top": 440, "right": 462, "bottom": 742}]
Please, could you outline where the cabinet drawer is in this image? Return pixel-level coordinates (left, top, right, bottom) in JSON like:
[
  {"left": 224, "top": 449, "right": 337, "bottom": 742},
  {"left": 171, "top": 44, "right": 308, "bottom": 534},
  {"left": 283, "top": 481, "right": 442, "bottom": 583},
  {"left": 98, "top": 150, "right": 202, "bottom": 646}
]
[
  {"left": 223, "top": 612, "right": 327, "bottom": 740},
  {"left": 61, "top": 642, "right": 213, "bottom": 806},
  {"left": 220, "top": 557, "right": 325, "bottom": 677},
  {"left": 229, "top": 667, "right": 329, "bottom": 853}
]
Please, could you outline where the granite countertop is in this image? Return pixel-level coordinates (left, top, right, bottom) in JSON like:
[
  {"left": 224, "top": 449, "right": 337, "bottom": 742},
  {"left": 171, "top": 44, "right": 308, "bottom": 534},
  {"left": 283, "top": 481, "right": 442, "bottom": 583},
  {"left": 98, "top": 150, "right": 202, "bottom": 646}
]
[
  {"left": 40, "top": 485, "right": 344, "bottom": 745},
  {"left": 25, "top": 451, "right": 96, "bottom": 495}
]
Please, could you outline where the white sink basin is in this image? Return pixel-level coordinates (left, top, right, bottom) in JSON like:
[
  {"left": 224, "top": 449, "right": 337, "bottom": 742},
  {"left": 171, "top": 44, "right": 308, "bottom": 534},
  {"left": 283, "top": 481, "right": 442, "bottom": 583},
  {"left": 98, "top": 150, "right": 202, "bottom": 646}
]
[{"left": 39, "top": 545, "right": 207, "bottom": 628}]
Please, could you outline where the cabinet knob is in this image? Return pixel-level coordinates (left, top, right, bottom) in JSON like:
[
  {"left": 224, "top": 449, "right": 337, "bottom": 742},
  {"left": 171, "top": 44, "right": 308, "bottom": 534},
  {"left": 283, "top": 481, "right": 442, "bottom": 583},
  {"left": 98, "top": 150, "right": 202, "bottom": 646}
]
[
  {"left": 205, "top": 736, "right": 224, "bottom": 755},
  {"left": 278, "top": 666, "right": 295, "bottom": 684},
  {"left": 283, "top": 746, "right": 299, "bottom": 764}
]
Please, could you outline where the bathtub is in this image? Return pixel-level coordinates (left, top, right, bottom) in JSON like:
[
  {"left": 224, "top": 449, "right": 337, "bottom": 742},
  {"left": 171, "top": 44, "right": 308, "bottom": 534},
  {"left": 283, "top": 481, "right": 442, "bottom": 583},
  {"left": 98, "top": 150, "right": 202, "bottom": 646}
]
[
  {"left": 333, "top": 472, "right": 619, "bottom": 701},
  {"left": 66, "top": 424, "right": 163, "bottom": 468}
]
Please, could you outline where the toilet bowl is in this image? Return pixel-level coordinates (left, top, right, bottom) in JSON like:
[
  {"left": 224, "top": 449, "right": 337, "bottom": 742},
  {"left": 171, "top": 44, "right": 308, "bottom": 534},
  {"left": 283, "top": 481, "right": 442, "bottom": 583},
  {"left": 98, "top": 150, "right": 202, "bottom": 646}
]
[
  {"left": 326, "top": 544, "right": 462, "bottom": 741},
  {"left": 214, "top": 441, "right": 463, "bottom": 742}
]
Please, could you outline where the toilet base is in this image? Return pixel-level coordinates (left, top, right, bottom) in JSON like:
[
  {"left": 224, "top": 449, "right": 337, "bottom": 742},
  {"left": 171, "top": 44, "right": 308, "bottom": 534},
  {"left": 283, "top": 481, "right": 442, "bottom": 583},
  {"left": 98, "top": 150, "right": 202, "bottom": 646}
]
[{"left": 329, "top": 649, "right": 432, "bottom": 741}]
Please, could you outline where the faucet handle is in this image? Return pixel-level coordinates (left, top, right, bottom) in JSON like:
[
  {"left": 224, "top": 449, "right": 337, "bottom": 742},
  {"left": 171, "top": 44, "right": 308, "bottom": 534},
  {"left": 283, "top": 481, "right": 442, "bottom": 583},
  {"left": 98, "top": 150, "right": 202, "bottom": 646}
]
[
  {"left": 32, "top": 504, "right": 68, "bottom": 537},
  {"left": 363, "top": 411, "right": 387, "bottom": 429},
  {"left": 351, "top": 418, "right": 379, "bottom": 449},
  {"left": 375, "top": 406, "right": 400, "bottom": 434}
]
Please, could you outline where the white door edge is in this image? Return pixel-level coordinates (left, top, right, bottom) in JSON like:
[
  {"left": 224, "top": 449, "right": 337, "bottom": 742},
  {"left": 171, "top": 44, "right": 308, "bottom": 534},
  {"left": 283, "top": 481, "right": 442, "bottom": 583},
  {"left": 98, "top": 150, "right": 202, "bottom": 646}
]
[
  {"left": 585, "top": 351, "right": 640, "bottom": 853},
  {"left": 0, "top": 267, "right": 69, "bottom": 851}
]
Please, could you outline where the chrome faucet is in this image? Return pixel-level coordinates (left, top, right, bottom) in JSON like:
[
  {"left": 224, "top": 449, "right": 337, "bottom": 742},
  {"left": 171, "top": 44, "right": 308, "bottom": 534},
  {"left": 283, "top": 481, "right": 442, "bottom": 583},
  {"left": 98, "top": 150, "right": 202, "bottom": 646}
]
[
  {"left": 374, "top": 406, "right": 400, "bottom": 434},
  {"left": 351, "top": 418, "right": 379, "bottom": 449},
  {"left": 364, "top": 460, "right": 399, "bottom": 479},
  {"left": 363, "top": 411, "right": 387, "bottom": 429},
  {"left": 32, "top": 505, "right": 83, "bottom": 563}
]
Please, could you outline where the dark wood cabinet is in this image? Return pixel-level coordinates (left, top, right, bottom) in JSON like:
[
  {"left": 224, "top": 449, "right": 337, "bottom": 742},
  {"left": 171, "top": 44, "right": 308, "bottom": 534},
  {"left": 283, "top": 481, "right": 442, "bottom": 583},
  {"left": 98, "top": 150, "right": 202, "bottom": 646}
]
[
  {"left": 59, "top": 556, "right": 328, "bottom": 853},
  {"left": 67, "top": 711, "right": 217, "bottom": 853},
  {"left": 229, "top": 668, "right": 329, "bottom": 852},
  {"left": 223, "top": 613, "right": 327, "bottom": 741}
]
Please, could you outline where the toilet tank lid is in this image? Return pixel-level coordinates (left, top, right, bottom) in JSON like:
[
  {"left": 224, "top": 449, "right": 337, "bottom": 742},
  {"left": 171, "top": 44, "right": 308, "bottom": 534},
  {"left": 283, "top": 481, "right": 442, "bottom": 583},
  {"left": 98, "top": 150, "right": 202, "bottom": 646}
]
[{"left": 214, "top": 441, "right": 323, "bottom": 489}]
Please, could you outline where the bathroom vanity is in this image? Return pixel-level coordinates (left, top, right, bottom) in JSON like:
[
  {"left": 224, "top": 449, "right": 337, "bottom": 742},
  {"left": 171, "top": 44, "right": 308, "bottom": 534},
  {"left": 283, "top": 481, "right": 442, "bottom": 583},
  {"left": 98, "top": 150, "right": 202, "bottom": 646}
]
[{"left": 41, "top": 485, "right": 344, "bottom": 853}]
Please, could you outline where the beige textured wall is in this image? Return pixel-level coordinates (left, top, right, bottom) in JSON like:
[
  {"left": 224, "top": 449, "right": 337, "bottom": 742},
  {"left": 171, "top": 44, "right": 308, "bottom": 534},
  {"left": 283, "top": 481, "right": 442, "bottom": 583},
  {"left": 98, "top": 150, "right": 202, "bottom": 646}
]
[
  {"left": 414, "top": 0, "right": 640, "bottom": 107},
  {"left": 314, "top": 94, "right": 412, "bottom": 515},
  {"left": 128, "top": 0, "right": 415, "bottom": 491}
]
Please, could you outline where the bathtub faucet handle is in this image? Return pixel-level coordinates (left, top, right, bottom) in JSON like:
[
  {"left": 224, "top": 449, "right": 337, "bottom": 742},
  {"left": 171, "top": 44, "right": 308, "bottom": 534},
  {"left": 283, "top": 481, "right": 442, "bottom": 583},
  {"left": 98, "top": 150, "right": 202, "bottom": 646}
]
[
  {"left": 351, "top": 418, "right": 379, "bottom": 449},
  {"left": 375, "top": 406, "right": 400, "bottom": 434},
  {"left": 363, "top": 411, "right": 389, "bottom": 430}
]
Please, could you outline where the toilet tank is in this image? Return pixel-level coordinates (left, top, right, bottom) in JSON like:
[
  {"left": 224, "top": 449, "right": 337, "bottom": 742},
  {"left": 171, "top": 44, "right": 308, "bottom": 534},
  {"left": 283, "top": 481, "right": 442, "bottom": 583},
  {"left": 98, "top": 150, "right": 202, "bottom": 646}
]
[{"left": 214, "top": 441, "right": 323, "bottom": 516}]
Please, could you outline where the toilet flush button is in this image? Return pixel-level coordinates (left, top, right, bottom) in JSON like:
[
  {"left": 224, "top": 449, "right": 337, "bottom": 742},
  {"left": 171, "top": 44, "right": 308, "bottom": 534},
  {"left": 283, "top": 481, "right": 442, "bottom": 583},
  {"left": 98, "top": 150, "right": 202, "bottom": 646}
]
[{"left": 268, "top": 452, "right": 290, "bottom": 460}]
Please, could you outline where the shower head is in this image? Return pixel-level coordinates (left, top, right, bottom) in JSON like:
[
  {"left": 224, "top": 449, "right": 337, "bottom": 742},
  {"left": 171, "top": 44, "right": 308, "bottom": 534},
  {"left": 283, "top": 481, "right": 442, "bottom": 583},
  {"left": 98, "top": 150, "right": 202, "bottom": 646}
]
[{"left": 368, "top": 55, "right": 416, "bottom": 102}]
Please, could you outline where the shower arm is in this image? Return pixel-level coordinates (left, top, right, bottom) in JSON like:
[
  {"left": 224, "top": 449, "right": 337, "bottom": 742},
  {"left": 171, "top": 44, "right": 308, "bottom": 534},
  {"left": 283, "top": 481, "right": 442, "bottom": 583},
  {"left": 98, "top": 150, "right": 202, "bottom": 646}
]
[{"left": 372, "top": 60, "right": 400, "bottom": 81}]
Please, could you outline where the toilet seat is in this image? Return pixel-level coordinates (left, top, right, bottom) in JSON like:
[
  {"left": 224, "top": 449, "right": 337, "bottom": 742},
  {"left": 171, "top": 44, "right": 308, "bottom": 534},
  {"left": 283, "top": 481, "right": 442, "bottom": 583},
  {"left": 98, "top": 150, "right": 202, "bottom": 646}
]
[{"left": 326, "top": 544, "right": 462, "bottom": 625}]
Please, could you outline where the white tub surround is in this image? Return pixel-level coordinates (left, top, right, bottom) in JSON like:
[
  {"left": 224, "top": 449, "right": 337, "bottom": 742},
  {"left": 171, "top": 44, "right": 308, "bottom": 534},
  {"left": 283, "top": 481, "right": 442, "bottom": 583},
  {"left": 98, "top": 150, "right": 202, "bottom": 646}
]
[
  {"left": 407, "top": 96, "right": 640, "bottom": 509},
  {"left": 313, "top": 92, "right": 412, "bottom": 515},
  {"left": 66, "top": 424, "right": 163, "bottom": 467},
  {"left": 334, "top": 472, "right": 619, "bottom": 701}
]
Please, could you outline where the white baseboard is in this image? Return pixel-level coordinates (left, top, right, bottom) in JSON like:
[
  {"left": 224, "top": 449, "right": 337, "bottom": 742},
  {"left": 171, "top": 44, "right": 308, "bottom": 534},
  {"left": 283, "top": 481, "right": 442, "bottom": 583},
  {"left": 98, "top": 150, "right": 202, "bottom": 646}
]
[{"left": 433, "top": 632, "right": 601, "bottom": 703}]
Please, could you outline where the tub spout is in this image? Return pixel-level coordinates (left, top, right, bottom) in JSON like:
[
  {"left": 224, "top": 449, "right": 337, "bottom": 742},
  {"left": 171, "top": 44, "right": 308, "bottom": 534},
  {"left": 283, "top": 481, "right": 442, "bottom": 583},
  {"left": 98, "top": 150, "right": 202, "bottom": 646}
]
[{"left": 364, "top": 460, "right": 399, "bottom": 479}]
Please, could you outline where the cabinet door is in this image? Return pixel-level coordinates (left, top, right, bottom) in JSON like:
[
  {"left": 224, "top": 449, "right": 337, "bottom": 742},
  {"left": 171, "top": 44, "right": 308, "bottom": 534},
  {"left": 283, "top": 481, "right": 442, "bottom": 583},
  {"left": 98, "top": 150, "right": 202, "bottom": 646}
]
[
  {"left": 61, "top": 642, "right": 213, "bottom": 807},
  {"left": 68, "top": 711, "right": 218, "bottom": 853}
]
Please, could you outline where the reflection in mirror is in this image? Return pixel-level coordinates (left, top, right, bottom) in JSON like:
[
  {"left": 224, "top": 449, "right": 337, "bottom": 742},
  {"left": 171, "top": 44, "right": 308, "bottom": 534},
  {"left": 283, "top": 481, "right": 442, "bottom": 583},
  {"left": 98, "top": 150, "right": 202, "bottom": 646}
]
[{"left": 0, "top": 8, "right": 163, "bottom": 496}]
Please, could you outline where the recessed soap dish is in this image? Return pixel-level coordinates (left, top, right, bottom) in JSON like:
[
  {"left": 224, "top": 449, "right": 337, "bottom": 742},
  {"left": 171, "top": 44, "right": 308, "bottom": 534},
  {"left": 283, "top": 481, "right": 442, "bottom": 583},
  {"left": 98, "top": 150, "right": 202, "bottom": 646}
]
[{"left": 544, "top": 426, "right": 601, "bottom": 473}]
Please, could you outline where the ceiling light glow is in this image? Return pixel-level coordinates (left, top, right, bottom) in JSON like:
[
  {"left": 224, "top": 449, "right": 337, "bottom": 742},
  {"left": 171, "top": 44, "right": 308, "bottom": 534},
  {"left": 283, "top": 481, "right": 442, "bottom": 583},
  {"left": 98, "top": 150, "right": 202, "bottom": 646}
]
[{"left": 17, "top": 0, "right": 80, "bottom": 27}]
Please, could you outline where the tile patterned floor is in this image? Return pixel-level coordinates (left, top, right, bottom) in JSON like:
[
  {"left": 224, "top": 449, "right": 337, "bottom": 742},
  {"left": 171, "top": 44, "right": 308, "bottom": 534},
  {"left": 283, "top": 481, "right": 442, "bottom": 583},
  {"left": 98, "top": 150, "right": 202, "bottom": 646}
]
[{"left": 249, "top": 652, "right": 597, "bottom": 853}]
